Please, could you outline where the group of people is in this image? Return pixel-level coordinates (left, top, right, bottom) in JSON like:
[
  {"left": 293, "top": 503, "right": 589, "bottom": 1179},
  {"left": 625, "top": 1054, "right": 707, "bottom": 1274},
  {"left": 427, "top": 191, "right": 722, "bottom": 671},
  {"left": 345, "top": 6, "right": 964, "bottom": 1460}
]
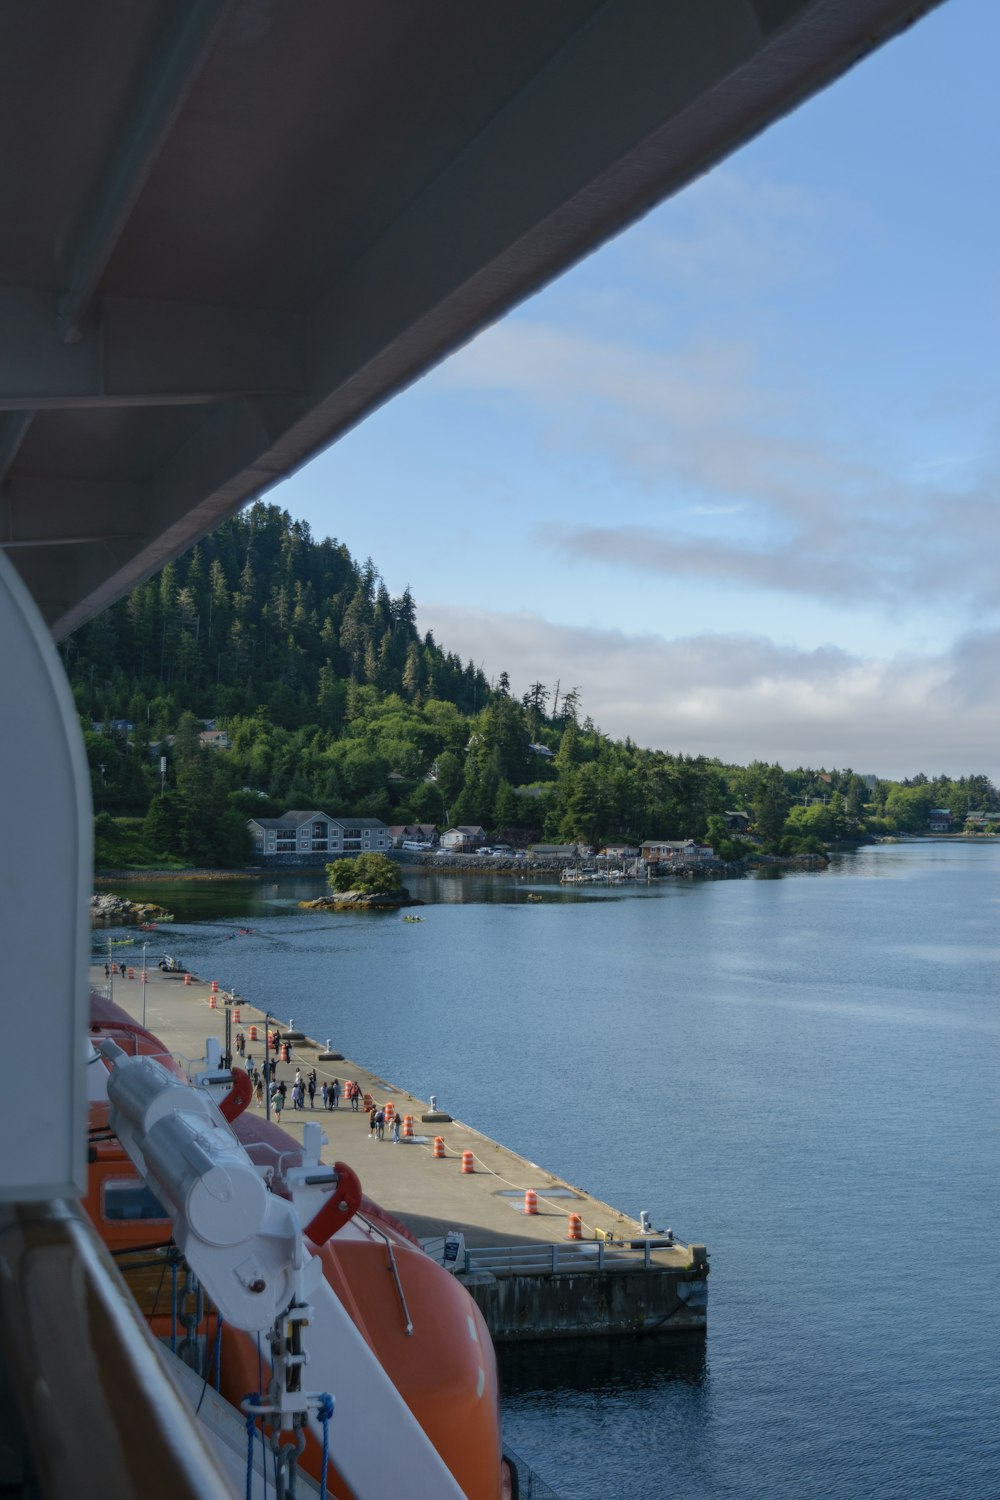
[
  {"left": 368, "top": 1102, "right": 402, "bottom": 1144},
  {"left": 231, "top": 1053, "right": 378, "bottom": 1124}
]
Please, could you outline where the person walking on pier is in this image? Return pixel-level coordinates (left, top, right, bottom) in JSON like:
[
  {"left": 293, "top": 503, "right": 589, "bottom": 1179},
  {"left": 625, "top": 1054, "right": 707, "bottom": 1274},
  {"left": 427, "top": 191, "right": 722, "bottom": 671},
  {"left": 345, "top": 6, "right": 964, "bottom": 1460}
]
[
  {"left": 350, "top": 1080, "right": 360, "bottom": 1111},
  {"left": 368, "top": 1103, "right": 378, "bottom": 1137},
  {"left": 391, "top": 1111, "right": 401, "bottom": 1144},
  {"left": 375, "top": 1106, "right": 385, "bottom": 1141},
  {"left": 307, "top": 1070, "right": 317, "bottom": 1108},
  {"left": 331, "top": 1078, "right": 340, "bottom": 1110}
]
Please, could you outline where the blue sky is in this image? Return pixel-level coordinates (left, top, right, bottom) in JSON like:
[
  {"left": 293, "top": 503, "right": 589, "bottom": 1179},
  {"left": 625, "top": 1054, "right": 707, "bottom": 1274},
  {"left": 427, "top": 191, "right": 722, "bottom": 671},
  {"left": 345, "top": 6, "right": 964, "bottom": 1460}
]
[{"left": 272, "top": 1, "right": 1000, "bottom": 780}]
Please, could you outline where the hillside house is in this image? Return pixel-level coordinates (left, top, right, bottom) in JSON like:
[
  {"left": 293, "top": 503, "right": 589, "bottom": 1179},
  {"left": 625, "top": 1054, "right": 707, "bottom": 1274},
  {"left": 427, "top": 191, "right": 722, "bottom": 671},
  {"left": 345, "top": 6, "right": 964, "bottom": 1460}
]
[{"left": 928, "top": 809, "right": 952, "bottom": 833}]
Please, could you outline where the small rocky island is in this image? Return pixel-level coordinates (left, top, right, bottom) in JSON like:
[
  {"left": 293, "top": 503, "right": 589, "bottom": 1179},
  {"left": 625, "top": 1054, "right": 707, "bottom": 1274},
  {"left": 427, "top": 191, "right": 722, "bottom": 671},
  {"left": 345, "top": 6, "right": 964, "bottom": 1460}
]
[
  {"left": 301, "top": 851, "right": 420, "bottom": 912},
  {"left": 90, "top": 892, "right": 175, "bottom": 926}
]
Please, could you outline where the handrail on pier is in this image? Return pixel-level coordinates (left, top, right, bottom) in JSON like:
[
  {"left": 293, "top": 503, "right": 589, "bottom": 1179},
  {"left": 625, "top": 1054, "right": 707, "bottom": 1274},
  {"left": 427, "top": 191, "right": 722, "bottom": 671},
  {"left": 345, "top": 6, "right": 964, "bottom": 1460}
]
[{"left": 461, "top": 1238, "right": 691, "bottom": 1275}]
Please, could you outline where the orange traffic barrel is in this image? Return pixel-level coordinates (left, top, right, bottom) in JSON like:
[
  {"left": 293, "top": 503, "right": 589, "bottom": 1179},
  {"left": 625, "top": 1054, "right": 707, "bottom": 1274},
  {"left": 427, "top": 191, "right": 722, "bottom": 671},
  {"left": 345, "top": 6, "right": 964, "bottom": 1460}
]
[
  {"left": 461, "top": 1150, "right": 474, "bottom": 1174},
  {"left": 209, "top": 995, "right": 217, "bottom": 1009},
  {"left": 249, "top": 1025, "right": 257, "bottom": 1041},
  {"left": 233, "top": 1008, "right": 241, "bottom": 1023},
  {"left": 384, "top": 1102, "right": 395, "bottom": 1123},
  {"left": 211, "top": 980, "right": 219, "bottom": 992},
  {"left": 127, "top": 968, "right": 135, "bottom": 980},
  {"left": 140, "top": 970, "right": 148, "bottom": 982},
  {"left": 402, "top": 1114, "right": 414, "bottom": 1138},
  {"left": 280, "top": 1044, "right": 289, "bottom": 1062},
  {"left": 433, "top": 1136, "right": 446, "bottom": 1159},
  {"left": 567, "top": 1213, "right": 583, "bottom": 1240},
  {"left": 183, "top": 973, "right": 191, "bottom": 986},
  {"left": 363, "top": 1093, "right": 373, "bottom": 1111},
  {"left": 523, "top": 1189, "right": 538, "bottom": 1215}
]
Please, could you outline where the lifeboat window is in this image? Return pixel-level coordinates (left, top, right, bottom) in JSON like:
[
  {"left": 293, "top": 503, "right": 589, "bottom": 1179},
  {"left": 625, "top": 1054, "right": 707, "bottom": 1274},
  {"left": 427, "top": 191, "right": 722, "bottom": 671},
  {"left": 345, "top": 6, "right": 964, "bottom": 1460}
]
[{"left": 103, "top": 1178, "right": 169, "bottom": 1222}]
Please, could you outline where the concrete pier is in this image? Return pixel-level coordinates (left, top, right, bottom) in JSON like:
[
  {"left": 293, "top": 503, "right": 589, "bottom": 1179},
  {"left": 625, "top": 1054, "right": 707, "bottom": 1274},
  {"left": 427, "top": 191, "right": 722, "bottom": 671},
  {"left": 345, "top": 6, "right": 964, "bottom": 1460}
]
[{"left": 90, "top": 958, "right": 708, "bottom": 1341}]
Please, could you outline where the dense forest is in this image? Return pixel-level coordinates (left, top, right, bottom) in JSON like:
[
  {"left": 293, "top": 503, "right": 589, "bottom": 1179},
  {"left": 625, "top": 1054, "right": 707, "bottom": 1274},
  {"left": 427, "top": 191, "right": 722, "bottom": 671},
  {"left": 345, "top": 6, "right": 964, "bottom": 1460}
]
[{"left": 64, "top": 503, "right": 999, "bottom": 868}]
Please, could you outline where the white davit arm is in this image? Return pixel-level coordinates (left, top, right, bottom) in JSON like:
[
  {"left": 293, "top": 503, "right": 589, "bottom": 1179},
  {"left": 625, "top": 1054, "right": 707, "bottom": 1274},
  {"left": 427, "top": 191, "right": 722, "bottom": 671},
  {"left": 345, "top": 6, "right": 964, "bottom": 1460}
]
[{"left": 100, "top": 1040, "right": 310, "bottom": 1329}]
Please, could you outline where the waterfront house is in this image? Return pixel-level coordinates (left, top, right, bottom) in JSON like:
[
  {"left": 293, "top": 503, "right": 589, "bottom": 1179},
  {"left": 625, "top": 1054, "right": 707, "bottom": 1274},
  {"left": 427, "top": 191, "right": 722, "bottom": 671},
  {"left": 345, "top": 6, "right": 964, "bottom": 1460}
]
[
  {"left": 601, "top": 844, "right": 639, "bottom": 860},
  {"left": 529, "top": 843, "right": 587, "bottom": 859},
  {"left": 440, "top": 825, "right": 487, "bottom": 852},
  {"left": 641, "top": 839, "right": 714, "bottom": 861},
  {"left": 723, "top": 810, "right": 752, "bottom": 832},
  {"left": 387, "top": 824, "right": 439, "bottom": 849},
  {"left": 248, "top": 811, "right": 390, "bottom": 859},
  {"left": 928, "top": 809, "right": 952, "bottom": 833}
]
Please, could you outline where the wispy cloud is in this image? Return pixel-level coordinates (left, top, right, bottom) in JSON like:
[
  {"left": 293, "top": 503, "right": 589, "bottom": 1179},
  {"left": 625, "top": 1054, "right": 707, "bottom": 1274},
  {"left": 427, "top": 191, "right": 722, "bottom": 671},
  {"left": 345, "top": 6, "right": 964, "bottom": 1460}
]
[
  {"left": 438, "top": 318, "right": 1000, "bottom": 613},
  {"left": 418, "top": 604, "right": 1000, "bottom": 779}
]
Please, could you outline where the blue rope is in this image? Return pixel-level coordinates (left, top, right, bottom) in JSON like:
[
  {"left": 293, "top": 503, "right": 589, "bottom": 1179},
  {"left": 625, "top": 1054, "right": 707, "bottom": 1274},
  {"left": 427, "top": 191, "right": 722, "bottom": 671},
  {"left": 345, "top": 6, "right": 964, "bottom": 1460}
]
[
  {"left": 317, "top": 1393, "right": 334, "bottom": 1500},
  {"left": 243, "top": 1394, "right": 261, "bottom": 1500}
]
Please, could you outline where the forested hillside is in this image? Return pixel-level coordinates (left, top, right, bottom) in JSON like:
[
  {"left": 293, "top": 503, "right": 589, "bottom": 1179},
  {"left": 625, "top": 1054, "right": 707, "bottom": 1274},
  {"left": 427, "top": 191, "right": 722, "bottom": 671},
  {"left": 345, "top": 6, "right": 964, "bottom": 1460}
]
[{"left": 64, "top": 503, "right": 997, "bottom": 867}]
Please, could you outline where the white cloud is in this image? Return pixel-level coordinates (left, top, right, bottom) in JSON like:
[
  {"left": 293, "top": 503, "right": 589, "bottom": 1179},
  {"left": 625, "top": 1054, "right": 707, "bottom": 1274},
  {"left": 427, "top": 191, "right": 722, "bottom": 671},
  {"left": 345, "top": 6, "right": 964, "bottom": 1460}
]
[{"left": 418, "top": 603, "right": 1000, "bottom": 779}]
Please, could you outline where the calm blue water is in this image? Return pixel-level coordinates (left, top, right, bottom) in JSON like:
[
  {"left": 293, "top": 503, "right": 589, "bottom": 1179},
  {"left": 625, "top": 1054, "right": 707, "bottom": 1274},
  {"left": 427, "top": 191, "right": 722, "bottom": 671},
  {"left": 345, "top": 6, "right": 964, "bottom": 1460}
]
[{"left": 106, "top": 844, "right": 1000, "bottom": 1498}]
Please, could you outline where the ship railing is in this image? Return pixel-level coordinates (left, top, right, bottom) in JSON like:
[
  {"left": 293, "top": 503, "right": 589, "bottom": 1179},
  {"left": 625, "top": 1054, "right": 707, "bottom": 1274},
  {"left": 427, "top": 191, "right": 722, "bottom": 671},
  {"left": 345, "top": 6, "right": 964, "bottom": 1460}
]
[
  {"left": 461, "top": 1237, "right": 690, "bottom": 1276},
  {"left": 503, "top": 1443, "right": 563, "bottom": 1498},
  {"left": 0, "top": 1197, "right": 235, "bottom": 1500}
]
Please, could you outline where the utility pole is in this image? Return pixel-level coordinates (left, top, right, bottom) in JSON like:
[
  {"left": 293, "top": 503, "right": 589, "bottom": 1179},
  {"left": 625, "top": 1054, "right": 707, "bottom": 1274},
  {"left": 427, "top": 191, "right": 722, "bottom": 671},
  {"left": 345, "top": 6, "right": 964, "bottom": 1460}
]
[{"left": 141, "top": 940, "right": 148, "bottom": 1028}]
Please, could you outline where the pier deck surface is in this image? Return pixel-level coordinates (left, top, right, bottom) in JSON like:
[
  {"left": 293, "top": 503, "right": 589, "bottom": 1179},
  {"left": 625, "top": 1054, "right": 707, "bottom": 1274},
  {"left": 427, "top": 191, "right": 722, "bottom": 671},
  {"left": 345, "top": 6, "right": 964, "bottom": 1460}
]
[{"left": 90, "top": 961, "right": 688, "bottom": 1265}]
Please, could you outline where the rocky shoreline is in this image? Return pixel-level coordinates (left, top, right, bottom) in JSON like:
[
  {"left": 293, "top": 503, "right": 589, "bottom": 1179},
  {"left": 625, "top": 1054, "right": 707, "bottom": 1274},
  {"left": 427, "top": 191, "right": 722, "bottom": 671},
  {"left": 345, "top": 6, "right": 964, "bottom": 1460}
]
[
  {"left": 298, "top": 886, "right": 423, "bottom": 912},
  {"left": 90, "top": 892, "right": 175, "bottom": 926}
]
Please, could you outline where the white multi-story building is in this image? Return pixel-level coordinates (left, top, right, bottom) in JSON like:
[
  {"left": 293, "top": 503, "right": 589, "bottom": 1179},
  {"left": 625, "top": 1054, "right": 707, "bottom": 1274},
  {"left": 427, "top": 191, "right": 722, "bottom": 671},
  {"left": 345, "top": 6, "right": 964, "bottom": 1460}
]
[{"left": 247, "top": 811, "right": 390, "bottom": 859}]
